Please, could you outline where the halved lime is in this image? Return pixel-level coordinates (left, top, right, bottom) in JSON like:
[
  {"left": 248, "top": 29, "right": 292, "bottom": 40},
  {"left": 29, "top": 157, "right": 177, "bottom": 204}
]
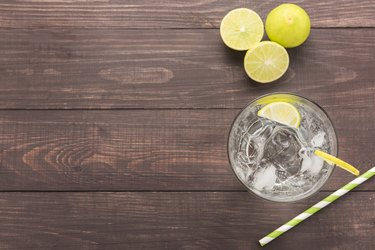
[
  {"left": 257, "top": 101, "right": 301, "bottom": 128},
  {"left": 220, "top": 8, "right": 264, "bottom": 51},
  {"left": 244, "top": 41, "right": 289, "bottom": 83}
]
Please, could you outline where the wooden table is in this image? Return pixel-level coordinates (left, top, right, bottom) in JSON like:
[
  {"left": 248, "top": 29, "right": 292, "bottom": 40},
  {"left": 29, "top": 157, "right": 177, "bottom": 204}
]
[{"left": 0, "top": 1, "right": 374, "bottom": 249}]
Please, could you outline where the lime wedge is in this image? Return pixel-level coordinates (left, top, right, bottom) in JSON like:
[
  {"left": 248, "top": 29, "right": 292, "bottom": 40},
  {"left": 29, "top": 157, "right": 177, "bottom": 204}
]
[
  {"left": 244, "top": 41, "right": 289, "bottom": 83},
  {"left": 314, "top": 149, "right": 360, "bottom": 176},
  {"left": 220, "top": 8, "right": 264, "bottom": 51},
  {"left": 257, "top": 101, "right": 301, "bottom": 128}
]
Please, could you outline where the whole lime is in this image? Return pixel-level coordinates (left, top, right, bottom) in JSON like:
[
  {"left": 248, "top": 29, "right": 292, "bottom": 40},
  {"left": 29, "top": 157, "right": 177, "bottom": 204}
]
[{"left": 265, "top": 4, "right": 310, "bottom": 48}]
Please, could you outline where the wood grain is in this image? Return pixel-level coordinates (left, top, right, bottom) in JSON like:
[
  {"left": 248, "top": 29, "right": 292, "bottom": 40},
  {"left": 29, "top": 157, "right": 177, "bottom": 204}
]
[
  {"left": 0, "top": 1, "right": 373, "bottom": 249},
  {"left": 0, "top": 109, "right": 373, "bottom": 191},
  {"left": 0, "top": 28, "right": 374, "bottom": 109},
  {"left": 0, "top": 192, "right": 373, "bottom": 249},
  {"left": 0, "top": 0, "right": 373, "bottom": 29}
]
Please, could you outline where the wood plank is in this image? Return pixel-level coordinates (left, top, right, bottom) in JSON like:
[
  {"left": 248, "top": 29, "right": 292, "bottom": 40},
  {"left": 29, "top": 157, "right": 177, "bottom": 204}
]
[
  {"left": 0, "top": 28, "right": 374, "bottom": 109},
  {"left": 0, "top": 109, "right": 373, "bottom": 191},
  {"left": 0, "top": 0, "right": 373, "bottom": 29},
  {"left": 0, "top": 192, "right": 373, "bottom": 249}
]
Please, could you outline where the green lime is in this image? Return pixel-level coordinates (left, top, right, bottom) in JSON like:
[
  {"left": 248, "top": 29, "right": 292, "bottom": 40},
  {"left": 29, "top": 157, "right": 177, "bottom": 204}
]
[
  {"left": 266, "top": 4, "right": 311, "bottom": 48},
  {"left": 220, "top": 8, "right": 264, "bottom": 51},
  {"left": 257, "top": 101, "right": 301, "bottom": 128},
  {"left": 244, "top": 41, "right": 289, "bottom": 83}
]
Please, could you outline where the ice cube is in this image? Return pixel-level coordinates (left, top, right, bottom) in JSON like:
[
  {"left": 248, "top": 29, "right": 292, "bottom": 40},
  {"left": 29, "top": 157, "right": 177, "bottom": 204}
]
[
  {"left": 235, "top": 151, "right": 256, "bottom": 183},
  {"left": 264, "top": 127, "right": 302, "bottom": 176},
  {"left": 309, "top": 155, "right": 324, "bottom": 175},
  {"left": 311, "top": 132, "right": 326, "bottom": 148},
  {"left": 249, "top": 119, "right": 274, "bottom": 144},
  {"left": 235, "top": 165, "right": 249, "bottom": 182},
  {"left": 247, "top": 118, "right": 264, "bottom": 136},
  {"left": 252, "top": 164, "right": 277, "bottom": 191},
  {"left": 300, "top": 153, "right": 312, "bottom": 173},
  {"left": 301, "top": 152, "right": 324, "bottom": 175},
  {"left": 246, "top": 140, "right": 258, "bottom": 163}
]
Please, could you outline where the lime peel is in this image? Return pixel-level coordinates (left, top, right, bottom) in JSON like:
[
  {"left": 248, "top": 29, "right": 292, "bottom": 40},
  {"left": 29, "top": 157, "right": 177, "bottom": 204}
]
[{"left": 314, "top": 150, "right": 360, "bottom": 176}]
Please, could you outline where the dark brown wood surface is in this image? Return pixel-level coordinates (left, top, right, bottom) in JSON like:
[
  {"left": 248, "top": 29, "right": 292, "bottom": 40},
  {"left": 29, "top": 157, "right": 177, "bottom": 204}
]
[
  {"left": 0, "top": 0, "right": 374, "bottom": 29},
  {"left": 0, "top": 192, "right": 374, "bottom": 250},
  {"left": 0, "top": 0, "right": 374, "bottom": 249},
  {"left": 0, "top": 109, "right": 373, "bottom": 191},
  {"left": 0, "top": 28, "right": 373, "bottom": 109}
]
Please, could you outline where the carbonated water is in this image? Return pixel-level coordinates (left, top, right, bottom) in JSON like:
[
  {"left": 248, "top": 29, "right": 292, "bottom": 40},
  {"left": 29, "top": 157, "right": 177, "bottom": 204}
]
[{"left": 228, "top": 94, "right": 337, "bottom": 202}]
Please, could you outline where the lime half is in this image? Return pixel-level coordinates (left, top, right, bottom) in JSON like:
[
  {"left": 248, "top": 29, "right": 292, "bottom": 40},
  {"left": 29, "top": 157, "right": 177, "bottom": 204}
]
[
  {"left": 257, "top": 101, "right": 301, "bottom": 128},
  {"left": 220, "top": 8, "right": 264, "bottom": 51},
  {"left": 244, "top": 41, "right": 289, "bottom": 83}
]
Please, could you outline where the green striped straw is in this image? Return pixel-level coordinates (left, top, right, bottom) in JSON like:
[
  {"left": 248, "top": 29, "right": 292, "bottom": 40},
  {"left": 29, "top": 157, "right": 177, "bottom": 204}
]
[{"left": 259, "top": 166, "right": 375, "bottom": 246}]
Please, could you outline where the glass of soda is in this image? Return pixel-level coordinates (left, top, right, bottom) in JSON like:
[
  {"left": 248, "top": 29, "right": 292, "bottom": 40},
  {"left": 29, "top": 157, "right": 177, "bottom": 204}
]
[{"left": 228, "top": 93, "right": 338, "bottom": 202}]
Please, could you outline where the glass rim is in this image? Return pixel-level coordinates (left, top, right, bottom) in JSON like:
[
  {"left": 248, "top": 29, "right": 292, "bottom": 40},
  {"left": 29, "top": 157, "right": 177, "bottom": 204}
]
[{"left": 227, "top": 92, "right": 339, "bottom": 203}]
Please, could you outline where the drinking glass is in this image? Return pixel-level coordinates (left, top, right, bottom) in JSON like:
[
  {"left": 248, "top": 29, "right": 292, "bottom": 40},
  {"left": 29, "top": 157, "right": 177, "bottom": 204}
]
[{"left": 227, "top": 93, "right": 338, "bottom": 202}]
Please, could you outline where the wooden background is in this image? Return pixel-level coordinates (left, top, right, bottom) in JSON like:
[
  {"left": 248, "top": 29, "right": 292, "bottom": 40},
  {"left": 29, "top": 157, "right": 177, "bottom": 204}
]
[{"left": 0, "top": 0, "right": 374, "bottom": 249}]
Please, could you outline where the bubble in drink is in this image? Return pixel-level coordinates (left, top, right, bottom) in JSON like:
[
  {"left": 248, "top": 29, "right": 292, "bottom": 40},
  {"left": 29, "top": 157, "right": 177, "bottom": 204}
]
[{"left": 228, "top": 94, "right": 337, "bottom": 202}]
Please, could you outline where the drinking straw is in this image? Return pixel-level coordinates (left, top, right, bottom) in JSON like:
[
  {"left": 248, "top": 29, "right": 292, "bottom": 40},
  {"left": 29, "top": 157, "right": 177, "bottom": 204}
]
[{"left": 259, "top": 166, "right": 375, "bottom": 246}]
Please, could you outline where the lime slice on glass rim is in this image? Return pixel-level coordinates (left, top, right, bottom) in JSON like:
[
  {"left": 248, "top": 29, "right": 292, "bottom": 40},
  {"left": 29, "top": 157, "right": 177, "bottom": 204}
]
[
  {"left": 220, "top": 8, "right": 264, "bottom": 51},
  {"left": 244, "top": 41, "right": 289, "bottom": 83},
  {"left": 257, "top": 101, "right": 301, "bottom": 128}
]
